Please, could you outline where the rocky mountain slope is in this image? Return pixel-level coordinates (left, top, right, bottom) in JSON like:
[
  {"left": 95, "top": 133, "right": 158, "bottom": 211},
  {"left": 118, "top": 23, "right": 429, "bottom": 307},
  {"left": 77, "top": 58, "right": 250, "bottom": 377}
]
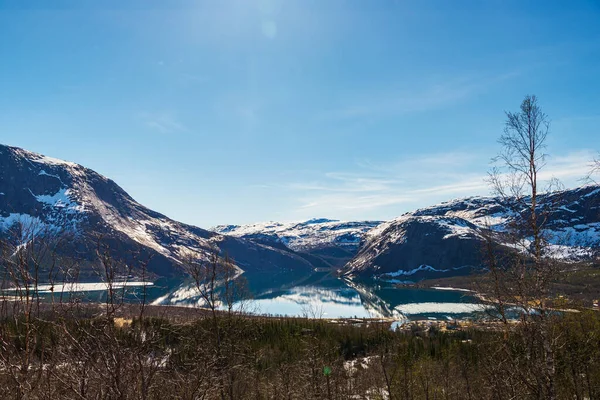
[
  {"left": 0, "top": 144, "right": 315, "bottom": 279},
  {"left": 3, "top": 143, "right": 597, "bottom": 284},
  {"left": 343, "top": 186, "right": 600, "bottom": 280},
  {"left": 212, "top": 219, "right": 382, "bottom": 267}
]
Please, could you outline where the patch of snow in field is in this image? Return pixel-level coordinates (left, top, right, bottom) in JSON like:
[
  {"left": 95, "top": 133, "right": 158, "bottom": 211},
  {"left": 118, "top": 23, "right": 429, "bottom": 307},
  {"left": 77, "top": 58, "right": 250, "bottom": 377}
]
[
  {"left": 344, "top": 356, "right": 375, "bottom": 374},
  {"left": 394, "top": 302, "right": 488, "bottom": 315}
]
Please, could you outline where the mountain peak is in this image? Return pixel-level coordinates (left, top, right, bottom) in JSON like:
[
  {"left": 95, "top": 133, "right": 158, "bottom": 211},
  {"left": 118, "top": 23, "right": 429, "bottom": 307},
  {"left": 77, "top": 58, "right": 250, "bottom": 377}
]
[
  {"left": 343, "top": 185, "right": 600, "bottom": 279},
  {"left": 0, "top": 144, "right": 316, "bottom": 280}
]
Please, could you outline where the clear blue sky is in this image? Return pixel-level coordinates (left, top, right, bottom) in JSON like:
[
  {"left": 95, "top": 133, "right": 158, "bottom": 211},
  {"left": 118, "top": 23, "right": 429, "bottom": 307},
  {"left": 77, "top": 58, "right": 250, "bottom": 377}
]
[{"left": 1, "top": 0, "right": 599, "bottom": 227}]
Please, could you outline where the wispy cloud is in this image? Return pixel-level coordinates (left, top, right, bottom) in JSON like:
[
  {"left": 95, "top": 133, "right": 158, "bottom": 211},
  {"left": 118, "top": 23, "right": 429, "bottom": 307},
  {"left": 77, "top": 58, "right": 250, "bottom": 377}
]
[
  {"left": 324, "top": 70, "right": 522, "bottom": 120},
  {"left": 139, "top": 112, "right": 188, "bottom": 134},
  {"left": 278, "top": 149, "right": 596, "bottom": 221}
]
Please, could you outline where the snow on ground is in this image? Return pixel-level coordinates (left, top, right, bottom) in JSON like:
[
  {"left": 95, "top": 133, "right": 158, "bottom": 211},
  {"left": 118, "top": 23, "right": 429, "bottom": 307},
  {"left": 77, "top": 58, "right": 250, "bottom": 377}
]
[
  {"left": 394, "top": 302, "right": 489, "bottom": 315},
  {"left": 344, "top": 356, "right": 375, "bottom": 374}
]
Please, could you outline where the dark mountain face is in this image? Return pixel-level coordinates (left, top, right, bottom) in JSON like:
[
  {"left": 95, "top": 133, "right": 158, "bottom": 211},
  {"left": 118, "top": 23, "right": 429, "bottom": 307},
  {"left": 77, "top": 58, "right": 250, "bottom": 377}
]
[
  {"left": 343, "top": 186, "right": 600, "bottom": 280},
  {"left": 0, "top": 144, "right": 314, "bottom": 279}
]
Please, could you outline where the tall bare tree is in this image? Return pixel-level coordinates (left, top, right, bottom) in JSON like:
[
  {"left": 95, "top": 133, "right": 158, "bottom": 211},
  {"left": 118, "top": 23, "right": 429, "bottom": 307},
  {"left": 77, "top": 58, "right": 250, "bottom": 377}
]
[{"left": 487, "top": 95, "right": 559, "bottom": 400}]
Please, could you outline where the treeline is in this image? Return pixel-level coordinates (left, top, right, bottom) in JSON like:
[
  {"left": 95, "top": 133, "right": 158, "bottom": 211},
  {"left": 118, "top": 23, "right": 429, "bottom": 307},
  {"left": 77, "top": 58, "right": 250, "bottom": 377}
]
[{"left": 0, "top": 304, "right": 599, "bottom": 399}]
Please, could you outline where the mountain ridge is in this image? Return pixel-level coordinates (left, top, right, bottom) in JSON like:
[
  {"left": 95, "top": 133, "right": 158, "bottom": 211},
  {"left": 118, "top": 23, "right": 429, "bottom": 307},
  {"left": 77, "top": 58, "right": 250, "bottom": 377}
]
[
  {"left": 2, "top": 143, "right": 598, "bottom": 283},
  {"left": 342, "top": 185, "right": 600, "bottom": 280},
  {"left": 212, "top": 218, "right": 382, "bottom": 268},
  {"left": 0, "top": 144, "right": 316, "bottom": 279}
]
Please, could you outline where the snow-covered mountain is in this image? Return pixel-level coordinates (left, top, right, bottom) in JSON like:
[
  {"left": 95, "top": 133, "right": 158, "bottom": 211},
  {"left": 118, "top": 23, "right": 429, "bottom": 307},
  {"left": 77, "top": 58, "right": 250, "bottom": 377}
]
[
  {"left": 3, "top": 143, "right": 597, "bottom": 283},
  {"left": 213, "top": 218, "right": 381, "bottom": 252},
  {"left": 0, "top": 144, "right": 315, "bottom": 279},
  {"left": 343, "top": 186, "right": 600, "bottom": 280},
  {"left": 212, "top": 219, "right": 382, "bottom": 267}
]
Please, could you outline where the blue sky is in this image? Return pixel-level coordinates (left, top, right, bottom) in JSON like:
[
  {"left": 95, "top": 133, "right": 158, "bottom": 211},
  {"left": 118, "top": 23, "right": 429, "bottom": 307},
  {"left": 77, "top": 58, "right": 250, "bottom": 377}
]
[{"left": 1, "top": 0, "right": 599, "bottom": 227}]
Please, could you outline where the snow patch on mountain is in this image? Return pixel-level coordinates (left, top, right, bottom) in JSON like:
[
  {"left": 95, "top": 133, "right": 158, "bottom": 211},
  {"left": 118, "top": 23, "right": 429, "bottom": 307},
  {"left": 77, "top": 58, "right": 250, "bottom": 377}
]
[
  {"left": 2, "top": 144, "right": 227, "bottom": 269},
  {"left": 33, "top": 188, "right": 85, "bottom": 213},
  {"left": 0, "top": 213, "right": 45, "bottom": 235},
  {"left": 345, "top": 185, "right": 600, "bottom": 278},
  {"left": 212, "top": 219, "right": 382, "bottom": 252}
]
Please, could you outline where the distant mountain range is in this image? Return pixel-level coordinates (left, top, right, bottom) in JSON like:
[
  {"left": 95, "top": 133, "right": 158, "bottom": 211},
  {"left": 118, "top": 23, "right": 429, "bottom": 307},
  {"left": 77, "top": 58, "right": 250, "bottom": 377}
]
[
  {"left": 1, "top": 144, "right": 598, "bottom": 283},
  {"left": 212, "top": 219, "right": 382, "bottom": 268}
]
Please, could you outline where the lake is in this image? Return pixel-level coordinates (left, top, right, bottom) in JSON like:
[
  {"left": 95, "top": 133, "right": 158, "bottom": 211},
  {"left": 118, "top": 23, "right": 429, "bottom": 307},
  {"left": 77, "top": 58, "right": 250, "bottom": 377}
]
[
  {"left": 146, "top": 271, "right": 485, "bottom": 321},
  {"left": 11, "top": 270, "right": 486, "bottom": 321}
]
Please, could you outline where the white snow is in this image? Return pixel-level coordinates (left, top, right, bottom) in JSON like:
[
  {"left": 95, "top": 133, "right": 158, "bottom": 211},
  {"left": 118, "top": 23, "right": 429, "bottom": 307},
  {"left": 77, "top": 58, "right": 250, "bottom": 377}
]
[
  {"left": 212, "top": 219, "right": 381, "bottom": 251},
  {"left": 32, "top": 154, "right": 79, "bottom": 168},
  {"left": 394, "top": 302, "right": 488, "bottom": 315},
  {"left": 346, "top": 185, "right": 600, "bottom": 276},
  {"left": 38, "top": 170, "right": 63, "bottom": 181},
  {"left": 34, "top": 188, "right": 84, "bottom": 213},
  {"left": 34, "top": 281, "right": 153, "bottom": 293},
  {"left": 344, "top": 356, "right": 375, "bottom": 374},
  {"left": 0, "top": 213, "right": 47, "bottom": 238}
]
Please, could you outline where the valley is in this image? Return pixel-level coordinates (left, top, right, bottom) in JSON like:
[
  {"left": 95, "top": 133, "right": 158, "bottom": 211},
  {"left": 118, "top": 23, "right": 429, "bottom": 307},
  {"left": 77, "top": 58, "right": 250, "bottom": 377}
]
[{"left": 2, "top": 144, "right": 598, "bottom": 320}]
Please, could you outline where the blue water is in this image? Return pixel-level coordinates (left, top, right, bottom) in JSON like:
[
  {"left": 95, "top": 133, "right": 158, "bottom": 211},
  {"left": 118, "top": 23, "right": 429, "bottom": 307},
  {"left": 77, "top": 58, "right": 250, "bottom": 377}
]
[
  {"left": 147, "top": 271, "right": 484, "bottom": 321},
  {"left": 13, "top": 270, "right": 485, "bottom": 320}
]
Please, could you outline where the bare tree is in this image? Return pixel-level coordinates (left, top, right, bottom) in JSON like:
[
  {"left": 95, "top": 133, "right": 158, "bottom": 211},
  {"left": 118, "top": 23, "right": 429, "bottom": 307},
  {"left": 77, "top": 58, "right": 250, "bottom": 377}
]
[
  {"left": 586, "top": 153, "right": 600, "bottom": 183},
  {"left": 486, "top": 95, "right": 560, "bottom": 399},
  {"left": 0, "top": 217, "right": 75, "bottom": 399},
  {"left": 181, "top": 246, "right": 250, "bottom": 400}
]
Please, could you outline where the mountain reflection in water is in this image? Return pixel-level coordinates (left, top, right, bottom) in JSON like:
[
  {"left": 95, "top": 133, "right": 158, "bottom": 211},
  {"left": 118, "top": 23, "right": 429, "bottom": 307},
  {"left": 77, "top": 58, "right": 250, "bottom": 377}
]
[{"left": 148, "top": 271, "right": 484, "bottom": 321}]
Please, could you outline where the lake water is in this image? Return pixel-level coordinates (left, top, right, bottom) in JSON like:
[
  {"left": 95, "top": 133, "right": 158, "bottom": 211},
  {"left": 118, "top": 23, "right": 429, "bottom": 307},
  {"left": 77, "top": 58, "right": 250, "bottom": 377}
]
[
  {"left": 12, "top": 270, "right": 485, "bottom": 321},
  {"left": 146, "top": 271, "right": 485, "bottom": 321}
]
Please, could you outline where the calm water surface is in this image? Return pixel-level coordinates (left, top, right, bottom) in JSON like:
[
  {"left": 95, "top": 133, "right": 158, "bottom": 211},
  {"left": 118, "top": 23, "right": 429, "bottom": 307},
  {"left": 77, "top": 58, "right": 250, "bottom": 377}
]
[
  {"left": 147, "top": 271, "right": 485, "bottom": 321},
  {"left": 23, "top": 270, "right": 485, "bottom": 321}
]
